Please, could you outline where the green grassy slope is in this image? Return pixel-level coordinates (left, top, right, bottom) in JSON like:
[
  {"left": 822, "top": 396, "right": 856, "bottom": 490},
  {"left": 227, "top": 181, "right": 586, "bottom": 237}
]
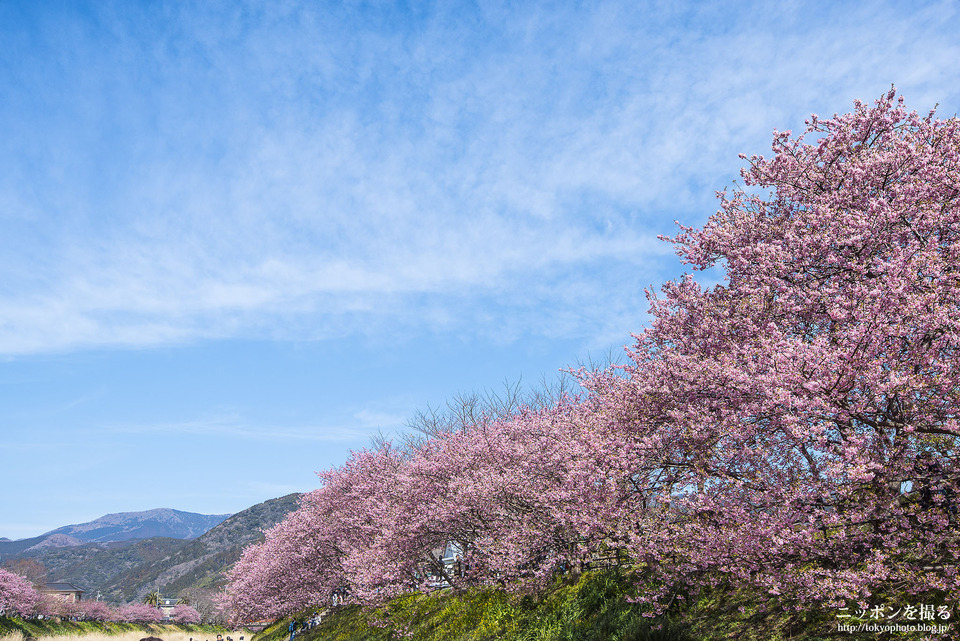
[
  {"left": 252, "top": 569, "right": 948, "bottom": 641},
  {"left": 255, "top": 571, "right": 691, "bottom": 641}
]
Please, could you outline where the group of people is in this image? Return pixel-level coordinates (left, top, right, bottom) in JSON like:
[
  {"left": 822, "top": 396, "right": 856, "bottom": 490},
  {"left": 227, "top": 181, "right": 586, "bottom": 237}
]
[{"left": 287, "top": 613, "right": 323, "bottom": 640}]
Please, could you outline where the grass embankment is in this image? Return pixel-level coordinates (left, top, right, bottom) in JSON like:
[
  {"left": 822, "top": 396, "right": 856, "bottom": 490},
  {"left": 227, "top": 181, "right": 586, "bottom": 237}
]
[
  {"left": 253, "top": 569, "right": 952, "bottom": 640},
  {"left": 0, "top": 619, "right": 237, "bottom": 641},
  {"left": 254, "top": 570, "right": 692, "bottom": 641}
]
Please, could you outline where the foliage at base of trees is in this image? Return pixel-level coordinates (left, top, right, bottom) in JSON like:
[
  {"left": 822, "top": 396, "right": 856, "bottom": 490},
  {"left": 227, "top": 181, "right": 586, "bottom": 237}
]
[
  {"left": 252, "top": 570, "right": 954, "bottom": 641},
  {"left": 254, "top": 571, "right": 691, "bottom": 641}
]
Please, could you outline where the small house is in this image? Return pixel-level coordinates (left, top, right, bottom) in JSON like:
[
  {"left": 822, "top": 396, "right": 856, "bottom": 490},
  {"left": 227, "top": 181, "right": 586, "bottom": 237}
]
[
  {"left": 41, "top": 582, "right": 85, "bottom": 603},
  {"left": 159, "top": 597, "right": 179, "bottom": 619}
]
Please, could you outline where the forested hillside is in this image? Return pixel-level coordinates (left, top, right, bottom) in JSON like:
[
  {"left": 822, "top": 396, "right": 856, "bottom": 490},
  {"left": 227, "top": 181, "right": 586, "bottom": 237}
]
[{"left": 2, "top": 494, "right": 300, "bottom": 604}]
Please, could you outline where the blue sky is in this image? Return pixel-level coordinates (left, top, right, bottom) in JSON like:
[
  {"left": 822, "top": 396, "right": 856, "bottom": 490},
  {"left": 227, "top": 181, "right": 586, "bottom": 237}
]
[{"left": 2, "top": 0, "right": 959, "bottom": 539}]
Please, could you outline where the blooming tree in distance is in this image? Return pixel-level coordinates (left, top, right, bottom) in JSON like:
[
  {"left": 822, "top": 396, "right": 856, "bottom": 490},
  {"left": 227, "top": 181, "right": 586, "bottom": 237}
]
[
  {"left": 75, "top": 599, "right": 117, "bottom": 622},
  {"left": 115, "top": 602, "right": 164, "bottom": 624},
  {"left": 0, "top": 567, "right": 207, "bottom": 624},
  {"left": 171, "top": 603, "right": 202, "bottom": 624}
]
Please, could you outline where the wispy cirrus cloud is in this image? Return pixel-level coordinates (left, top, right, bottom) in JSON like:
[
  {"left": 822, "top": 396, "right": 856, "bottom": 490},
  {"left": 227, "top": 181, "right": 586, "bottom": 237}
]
[
  {"left": 4, "top": 0, "right": 960, "bottom": 540},
  {"left": 102, "top": 413, "right": 398, "bottom": 443},
  {"left": 1, "top": 1, "right": 958, "bottom": 356}
]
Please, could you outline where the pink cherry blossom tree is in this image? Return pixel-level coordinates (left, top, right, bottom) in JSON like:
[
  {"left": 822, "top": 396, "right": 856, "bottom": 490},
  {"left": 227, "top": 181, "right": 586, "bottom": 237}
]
[
  {"left": 224, "top": 89, "right": 960, "bottom": 621},
  {"left": 224, "top": 396, "right": 644, "bottom": 614},
  {"left": 377, "top": 401, "right": 632, "bottom": 594},
  {"left": 75, "top": 599, "right": 117, "bottom": 621},
  {"left": 223, "top": 454, "right": 371, "bottom": 619},
  {"left": 0, "top": 567, "right": 40, "bottom": 618},
  {"left": 610, "top": 87, "right": 960, "bottom": 611},
  {"left": 171, "top": 603, "right": 202, "bottom": 624},
  {"left": 116, "top": 602, "right": 165, "bottom": 623}
]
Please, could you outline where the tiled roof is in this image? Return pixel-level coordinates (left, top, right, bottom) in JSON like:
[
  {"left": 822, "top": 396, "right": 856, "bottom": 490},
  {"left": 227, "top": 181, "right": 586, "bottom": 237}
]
[{"left": 42, "top": 582, "right": 85, "bottom": 592}]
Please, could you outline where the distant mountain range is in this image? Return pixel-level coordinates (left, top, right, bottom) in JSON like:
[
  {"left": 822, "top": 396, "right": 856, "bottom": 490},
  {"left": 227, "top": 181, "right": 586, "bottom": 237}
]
[
  {"left": 0, "top": 495, "right": 302, "bottom": 605},
  {"left": 0, "top": 508, "right": 231, "bottom": 556},
  {"left": 46, "top": 508, "right": 233, "bottom": 543}
]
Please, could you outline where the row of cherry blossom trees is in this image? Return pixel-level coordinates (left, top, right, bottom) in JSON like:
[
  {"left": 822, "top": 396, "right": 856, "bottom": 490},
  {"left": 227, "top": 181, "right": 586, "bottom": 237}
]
[
  {"left": 0, "top": 568, "right": 201, "bottom": 624},
  {"left": 224, "top": 89, "right": 960, "bottom": 622}
]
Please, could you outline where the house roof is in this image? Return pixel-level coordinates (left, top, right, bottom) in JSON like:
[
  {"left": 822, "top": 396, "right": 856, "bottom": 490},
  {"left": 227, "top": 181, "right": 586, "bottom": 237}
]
[{"left": 42, "top": 582, "right": 85, "bottom": 593}]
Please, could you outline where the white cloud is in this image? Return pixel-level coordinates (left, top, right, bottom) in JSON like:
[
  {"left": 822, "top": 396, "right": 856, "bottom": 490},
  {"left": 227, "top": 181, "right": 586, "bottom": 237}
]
[
  {"left": 0, "top": 1, "right": 958, "bottom": 355},
  {"left": 102, "top": 415, "right": 376, "bottom": 443}
]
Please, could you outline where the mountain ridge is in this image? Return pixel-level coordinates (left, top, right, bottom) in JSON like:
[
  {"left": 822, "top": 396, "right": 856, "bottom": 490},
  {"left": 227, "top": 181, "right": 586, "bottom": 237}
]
[{"left": 43, "top": 508, "right": 232, "bottom": 543}]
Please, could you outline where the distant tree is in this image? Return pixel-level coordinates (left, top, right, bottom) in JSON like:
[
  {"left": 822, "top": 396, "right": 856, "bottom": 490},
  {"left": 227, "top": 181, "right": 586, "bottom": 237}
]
[
  {"left": 178, "top": 588, "right": 220, "bottom": 624},
  {"left": 117, "top": 602, "right": 164, "bottom": 623},
  {"left": 172, "top": 603, "right": 202, "bottom": 624},
  {"left": 75, "top": 599, "right": 117, "bottom": 622},
  {"left": 142, "top": 591, "right": 160, "bottom": 607},
  {"left": 1, "top": 559, "right": 47, "bottom": 587},
  {"left": 33, "top": 593, "right": 71, "bottom": 619}
]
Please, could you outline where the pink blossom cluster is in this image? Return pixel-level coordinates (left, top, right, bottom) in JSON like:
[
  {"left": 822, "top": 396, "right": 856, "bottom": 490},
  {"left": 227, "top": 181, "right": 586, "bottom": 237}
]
[
  {"left": 113, "top": 603, "right": 167, "bottom": 624},
  {"left": 0, "top": 568, "right": 39, "bottom": 618},
  {"left": 225, "top": 400, "right": 630, "bottom": 620},
  {"left": 224, "top": 89, "right": 960, "bottom": 620},
  {"left": 171, "top": 603, "right": 203, "bottom": 624},
  {"left": 0, "top": 569, "right": 202, "bottom": 624}
]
